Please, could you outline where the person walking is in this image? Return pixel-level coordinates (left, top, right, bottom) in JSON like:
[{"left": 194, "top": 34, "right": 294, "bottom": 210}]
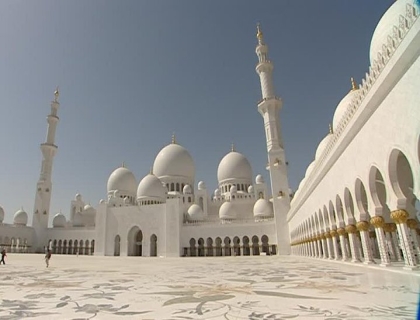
[
  {"left": 0, "top": 249, "right": 6, "bottom": 265},
  {"left": 45, "top": 249, "right": 52, "bottom": 267}
]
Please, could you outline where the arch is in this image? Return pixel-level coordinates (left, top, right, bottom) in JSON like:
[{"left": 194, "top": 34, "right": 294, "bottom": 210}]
[
  {"left": 73, "top": 240, "right": 78, "bottom": 255},
  {"left": 328, "top": 200, "right": 337, "bottom": 227},
  {"left": 206, "top": 237, "right": 213, "bottom": 256},
  {"left": 68, "top": 240, "right": 73, "bottom": 255},
  {"left": 91, "top": 240, "right": 95, "bottom": 255},
  {"left": 232, "top": 236, "right": 240, "bottom": 256},
  {"left": 389, "top": 149, "right": 415, "bottom": 202},
  {"left": 215, "top": 237, "right": 222, "bottom": 256},
  {"left": 323, "top": 206, "right": 330, "bottom": 229},
  {"left": 368, "top": 166, "right": 390, "bottom": 215},
  {"left": 335, "top": 195, "right": 345, "bottom": 225},
  {"left": 261, "top": 235, "right": 269, "bottom": 254},
  {"left": 252, "top": 235, "right": 260, "bottom": 255},
  {"left": 176, "top": 183, "right": 180, "bottom": 192},
  {"left": 199, "top": 197, "right": 204, "bottom": 210},
  {"left": 84, "top": 240, "right": 90, "bottom": 255},
  {"left": 343, "top": 187, "right": 356, "bottom": 224},
  {"left": 355, "top": 178, "right": 369, "bottom": 220},
  {"left": 127, "top": 227, "right": 143, "bottom": 256},
  {"left": 79, "top": 239, "right": 84, "bottom": 255},
  {"left": 198, "top": 238, "right": 205, "bottom": 257},
  {"left": 224, "top": 237, "right": 231, "bottom": 256},
  {"left": 189, "top": 238, "right": 196, "bottom": 257},
  {"left": 63, "top": 240, "right": 67, "bottom": 255},
  {"left": 150, "top": 234, "right": 157, "bottom": 257},
  {"left": 114, "top": 235, "right": 121, "bottom": 256},
  {"left": 58, "top": 240, "right": 62, "bottom": 254}
]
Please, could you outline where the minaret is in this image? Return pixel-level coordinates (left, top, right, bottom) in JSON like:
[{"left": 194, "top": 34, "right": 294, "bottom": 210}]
[
  {"left": 255, "top": 24, "right": 291, "bottom": 254},
  {"left": 32, "top": 88, "right": 60, "bottom": 234}
]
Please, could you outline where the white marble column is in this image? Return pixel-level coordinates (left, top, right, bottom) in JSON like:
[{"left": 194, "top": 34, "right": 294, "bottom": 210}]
[
  {"left": 407, "top": 219, "right": 420, "bottom": 264},
  {"left": 391, "top": 211, "right": 417, "bottom": 270},
  {"left": 330, "top": 230, "right": 340, "bottom": 260},
  {"left": 370, "top": 216, "right": 391, "bottom": 266},
  {"left": 356, "top": 221, "right": 374, "bottom": 264},
  {"left": 384, "top": 224, "right": 397, "bottom": 261},
  {"left": 346, "top": 224, "right": 361, "bottom": 262},
  {"left": 337, "top": 228, "right": 348, "bottom": 261},
  {"left": 325, "top": 232, "right": 334, "bottom": 259}
]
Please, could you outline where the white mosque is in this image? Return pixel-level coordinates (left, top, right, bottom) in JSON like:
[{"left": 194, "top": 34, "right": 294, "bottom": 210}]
[{"left": 0, "top": 0, "right": 419, "bottom": 271}]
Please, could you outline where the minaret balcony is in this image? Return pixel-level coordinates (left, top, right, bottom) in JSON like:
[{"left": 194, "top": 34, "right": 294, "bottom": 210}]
[{"left": 257, "top": 96, "right": 281, "bottom": 106}]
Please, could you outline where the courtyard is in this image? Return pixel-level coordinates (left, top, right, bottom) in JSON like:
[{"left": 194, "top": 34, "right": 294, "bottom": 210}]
[{"left": 0, "top": 254, "right": 418, "bottom": 319}]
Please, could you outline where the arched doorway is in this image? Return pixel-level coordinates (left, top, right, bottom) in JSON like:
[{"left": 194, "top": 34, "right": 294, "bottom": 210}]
[
  {"left": 128, "top": 227, "right": 143, "bottom": 256},
  {"left": 224, "top": 237, "right": 231, "bottom": 256},
  {"left": 206, "top": 238, "right": 213, "bottom": 256},
  {"left": 252, "top": 236, "right": 260, "bottom": 255},
  {"left": 198, "top": 238, "right": 205, "bottom": 256},
  {"left": 114, "top": 235, "right": 121, "bottom": 256},
  {"left": 150, "top": 234, "right": 157, "bottom": 257},
  {"left": 233, "top": 236, "right": 240, "bottom": 256},
  {"left": 243, "top": 236, "right": 250, "bottom": 256},
  {"left": 189, "top": 238, "right": 196, "bottom": 257},
  {"left": 261, "top": 235, "right": 269, "bottom": 254},
  {"left": 215, "top": 237, "right": 222, "bottom": 256}
]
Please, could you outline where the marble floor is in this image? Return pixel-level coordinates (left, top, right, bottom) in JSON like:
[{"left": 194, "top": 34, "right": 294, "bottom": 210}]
[{"left": 0, "top": 254, "right": 419, "bottom": 320}]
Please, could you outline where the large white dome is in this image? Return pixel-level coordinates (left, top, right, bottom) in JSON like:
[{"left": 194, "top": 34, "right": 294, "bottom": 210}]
[
  {"left": 332, "top": 88, "right": 359, "bottom": 132},
  {"left": 315, "top": 134, "right": 333, "bottom": 160},
  {"left": 13, "top": 208, "right": 28, "bottom": 226},
  {"left": 153, "top": 143, "right": 195, "bottom": 180},
  {"left": 217, "top": 151, "right": 252, "bottom": 183},
  {"left": 370, "top": 0, "right": 418, "bottom": 64},
  {"left": 253, "top": 198, "right": 274, "bottom": 218},
  {"left": 107, "top": 166, "right": 137, "bottom": 194},
  {"left": 0, "top": 206, "right": 4, "bottom": 223},
  {"left": 219, "top": 201, "right": 237, "bottom": 220},
  {"left": 137, "top": 174, "right": 166, "bottom": 200},
  {"left": 53, "top": 213, "right": 66, "bottom": 228},
  {"left": 187, "top": 204, "right": 204, "bottom": 221}
]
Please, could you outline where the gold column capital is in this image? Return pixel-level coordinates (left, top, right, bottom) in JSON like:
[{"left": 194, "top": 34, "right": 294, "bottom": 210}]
[
  {"left": 324, "top": 232, "right": 332, "bottom": 239},
  {"left": 370, "top": 216, "right": 385, "bottom": 228},
  {"left": 345, "top": 224, "right": 357, "bottom": 234},
  {"left": 390, "top": 209, "right": 409, "bottom": 224},
  {"left": 356, "top": 221, "right": 369, "bottom": 231},
  {"left": 407, "top": 219, "right": 418, "bottom": 229},
  {"left": 337, "top": 227, "right": 346, "bottom": 236},
  {"left": 330, "top": 230, "right": 338, "bottom": 237}
]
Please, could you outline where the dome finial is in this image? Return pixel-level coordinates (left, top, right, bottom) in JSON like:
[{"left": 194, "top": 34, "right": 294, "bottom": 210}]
[
  {"left": 256, "top": 23, "right": 264, "bottom": 44},
  {"left": 350, "top": 77, "right": 359, "bottom": 91},
  {"left": 329, "top": 123, "right": 333, "bottom": 134},
  {"left": 54, "top": 86, "right": 59, "bottom": 102},
  {"left": 122, "top": 161, "right": 125, "bottom": 168},
  {"left": 171, "top": 132, "right": 176, "bottom": 144},
  {"left": 149, "top": 166, "right": 153, "bottom": 175},
  {"left": 231, "top": 143, "right": 235, "bottom": 152}
]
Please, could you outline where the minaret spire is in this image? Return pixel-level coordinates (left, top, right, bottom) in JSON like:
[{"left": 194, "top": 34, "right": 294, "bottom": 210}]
[
  {"left": 255, "top": 26, "right": 291, "bottom": 255},
  {"left": 32, "top": 88, "right": 61, "bottom": 250}
]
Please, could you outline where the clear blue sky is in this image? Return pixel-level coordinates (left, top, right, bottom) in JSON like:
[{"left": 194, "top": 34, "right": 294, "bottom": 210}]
[{"left": 0, "top": 0, "right": 394, "bottom": 224}]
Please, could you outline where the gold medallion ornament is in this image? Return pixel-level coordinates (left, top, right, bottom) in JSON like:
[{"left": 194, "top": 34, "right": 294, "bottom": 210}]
[
  {"left": 337, "top": 228, "right": 346, "bottom": 236},
  {"left": 390, "top": 209, "right": 409, "bottom": 224},
  {"left": 407, "top": 219, "right": 418, "bottom": 229},
  {"left": 345, "top": 224, "right": 357, "bottom": 234},
  {"left": 356, "top": 221, "right": 369, "bottom": 231},
  {"left": 370, "top": 216, "right": 385, "bottom": 228}
]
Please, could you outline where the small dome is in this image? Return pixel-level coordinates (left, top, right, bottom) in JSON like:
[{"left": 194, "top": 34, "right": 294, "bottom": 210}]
[
  {"left": 137, "top": 174, "right": 166, "bottom": 200},
  {"left": 75, "top": 193, "right": 82, "bottom": 201},
  {"left": 305, "top": 161, "right": 316, "bottom": 178},
  {"left": 332, "top": 89, "right": 359, "bottom": 132},
  {"left": 52, "top": 213, "right": 66, "bottom": 227},
  {"left": 253, "top": 198, "right": 274, "bottom": 218},
  {"left": 107, "top": 166, "right": 137, "bottom": 195},
  {"left": 13, "top": 208, "right": 28, "bottom": 226},
  {"left": 99, "top": 199, "right": 105, "bottom": 204},
  {"left": 84, "top": 204, "right": 93, "bottom": 211},
  {"left": 369, "top": 0, "right": 417, "bottom": 64},
  {"left": 214, "top": 189, "right": 221, "bottom": 197},
  {"left": 153, "top": 143, "right": 195, "bottom": 180},
  {"left": 217, "top": 151, "right": 252, "bottom": 183},
  {"left": 187, "top": 204, "right": 204, "bottom": 221},
  {"left": 183, "top": 184, "right": 193, "bottom": 194},
  {"left": 197, "top": 181, "right": 206, "bottom": 190},
  {"left": 0, "top": 206, "right": 4, "bottom": 223},
  {"left": 230, "top": 185, "right": 237, "bottom": 193},
  {"left": 248, "top": 185, "right": 254, "bottom": 194},
  {"left": 315, "top": 134, "right": 333, "bottom": 160},
  {"left": 219, "top": 201, "right": 237, "bottom": 220},
  {"left": 255, "top": 174, "right": 264, "bottom": 184}
]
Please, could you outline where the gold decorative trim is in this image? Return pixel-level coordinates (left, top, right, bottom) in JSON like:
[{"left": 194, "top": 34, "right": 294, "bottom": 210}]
[
  {"left": 407, "top": 219, "right": 418, "bottom": 229},
  {"left": 390, "top": 209, "right": 409, "bottom": 224},
  {"left": 356, "top": 221, "right": 369, "bottom": 232},
  {"left": 337, "top": 228, "right": 346, "bottom": 236},
  {"left": 345, "top": 224, "right": 357, "bottom": 234},
  {"left": 330, "top": 230, "right": 338, "bottom": 237},
  {"left": 370, "top": 216, "right": 385, "bottom": 228}
]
